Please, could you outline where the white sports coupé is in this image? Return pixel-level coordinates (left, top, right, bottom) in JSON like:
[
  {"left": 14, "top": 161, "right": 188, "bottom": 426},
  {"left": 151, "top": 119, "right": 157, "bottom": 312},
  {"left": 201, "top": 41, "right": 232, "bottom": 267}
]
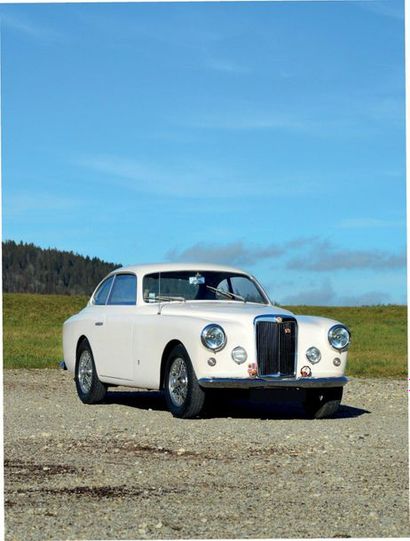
[{"left": 62, "top": 263, "right": 351, "bottom": 419}]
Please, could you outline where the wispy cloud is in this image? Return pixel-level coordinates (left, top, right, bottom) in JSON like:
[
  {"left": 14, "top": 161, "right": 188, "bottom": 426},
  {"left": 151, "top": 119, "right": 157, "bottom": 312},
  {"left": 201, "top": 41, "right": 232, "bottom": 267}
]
[
  {"left": 186, "top": 109, "right": 307, "bottom": 132},
  {"left": 206, "top": 58, "right": 250, "bottom": 74},
  {"left": 167, "top": 237, "right": 406, "bottom": 272},
  {"left": 166, "top": 241, "right": 285, "bottom": 266},
  {"left": 286, "top": 240, "right": 406, "bottom": 271},
  {"left": 76, "top": 154, "right": 319, "bottom": 198},
  {"left": 177, "top": 88, "right": 404, "bottom": 134},
  {"left": 1, "top": 14, "right": 65, "bottom": 42},
  {"left": 5, "top": 193, "right": 79, "bottom": 215},
  {"left": 338, "top": 217, "right": 405, "bottom": 229},
  {"left": 355, "top": 0, "right": 404, "bottom": 20},
  {"left": 281, "top": 278, "right": 392, "bottom": 306}
]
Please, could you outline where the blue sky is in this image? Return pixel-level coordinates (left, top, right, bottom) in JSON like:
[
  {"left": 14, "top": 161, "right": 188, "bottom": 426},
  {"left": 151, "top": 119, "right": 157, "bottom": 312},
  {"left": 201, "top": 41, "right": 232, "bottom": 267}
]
[{"left": 1, "top": 0, "right": 406, "bottom": 305}]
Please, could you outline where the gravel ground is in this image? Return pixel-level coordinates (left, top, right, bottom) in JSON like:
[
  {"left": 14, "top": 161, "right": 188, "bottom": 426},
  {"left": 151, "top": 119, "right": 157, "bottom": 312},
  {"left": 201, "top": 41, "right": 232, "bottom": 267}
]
[{"left": 4, "top": 369, "right": 409, "bottom": 540}]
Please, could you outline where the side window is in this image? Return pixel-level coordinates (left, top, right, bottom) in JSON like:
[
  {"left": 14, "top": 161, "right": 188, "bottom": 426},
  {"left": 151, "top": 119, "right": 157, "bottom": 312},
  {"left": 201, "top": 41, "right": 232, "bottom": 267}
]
[
  {"left": 93, "top": 276, "right": 114, "bottom": 305},
  {"left": 143, "top": 273, "right": 159, "bottom": 302},
  {"left": 108, "top": 274, "right": 137, "bottom": 305}
]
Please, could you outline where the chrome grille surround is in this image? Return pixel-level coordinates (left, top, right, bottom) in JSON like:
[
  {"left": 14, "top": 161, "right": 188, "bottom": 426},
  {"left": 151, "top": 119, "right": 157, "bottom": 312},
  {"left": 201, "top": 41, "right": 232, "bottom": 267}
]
[{"left": 254, "top": 315, "right": 298, "bottom": 377}]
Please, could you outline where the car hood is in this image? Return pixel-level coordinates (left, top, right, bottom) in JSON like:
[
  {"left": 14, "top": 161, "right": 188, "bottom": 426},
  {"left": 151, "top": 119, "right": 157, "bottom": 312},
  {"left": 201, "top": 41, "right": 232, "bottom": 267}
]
[{"left": 159, "top": 301, "right": 294, "bottom": 322}]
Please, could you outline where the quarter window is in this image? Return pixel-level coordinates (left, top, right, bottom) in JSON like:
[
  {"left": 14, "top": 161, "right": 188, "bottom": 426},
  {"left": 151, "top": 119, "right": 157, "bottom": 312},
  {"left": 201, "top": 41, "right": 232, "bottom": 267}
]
[
  {"left": 108, "top": 274, "right": 137, "bottom": 305},
  {"left": 93, "top": 276, "right": 114, "bottom": 305}
]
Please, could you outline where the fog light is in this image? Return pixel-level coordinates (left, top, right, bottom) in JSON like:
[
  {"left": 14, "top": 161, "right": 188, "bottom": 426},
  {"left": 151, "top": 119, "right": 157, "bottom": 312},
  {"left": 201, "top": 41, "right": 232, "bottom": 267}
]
[
  {"left": 207, "top": 358, "right": 216, "bottom": 367},
  {"left": 231, "top": 346, "right": 247, "bottom": 364},
  {"left": 306, "top": 346, "right": 321, "bottom": 364},
  {"left": 301, "top": 366, "right": 312, "bottom": 377},
  {"left": 333, "top": 357, "right": 341, "bottom": 367}
]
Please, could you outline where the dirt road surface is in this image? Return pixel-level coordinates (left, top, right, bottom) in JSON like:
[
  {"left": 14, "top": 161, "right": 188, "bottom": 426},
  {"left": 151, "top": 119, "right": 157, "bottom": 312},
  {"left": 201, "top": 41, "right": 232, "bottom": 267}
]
[{"left": 4, "top": 369, "right": 409, "bottom": 539}]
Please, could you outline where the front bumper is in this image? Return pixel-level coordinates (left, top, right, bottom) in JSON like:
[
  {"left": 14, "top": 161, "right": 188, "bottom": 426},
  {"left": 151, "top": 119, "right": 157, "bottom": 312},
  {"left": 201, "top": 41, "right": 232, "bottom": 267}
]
[{"left": 198, "top": 376, "right": 349, "bottom": 389}]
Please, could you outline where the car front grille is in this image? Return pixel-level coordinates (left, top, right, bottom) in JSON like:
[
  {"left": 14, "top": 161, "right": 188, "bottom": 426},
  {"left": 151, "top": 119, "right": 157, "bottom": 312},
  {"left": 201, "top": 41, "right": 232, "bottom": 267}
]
[{"left": 255, "top": 318, "right": 297, "bottom": 377}]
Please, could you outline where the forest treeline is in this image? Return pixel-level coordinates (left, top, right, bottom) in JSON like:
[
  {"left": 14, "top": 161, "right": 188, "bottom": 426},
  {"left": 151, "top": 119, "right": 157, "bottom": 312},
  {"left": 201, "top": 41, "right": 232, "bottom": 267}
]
[{"left": 3, "top": 240, "right": 121, "bottom": 295}]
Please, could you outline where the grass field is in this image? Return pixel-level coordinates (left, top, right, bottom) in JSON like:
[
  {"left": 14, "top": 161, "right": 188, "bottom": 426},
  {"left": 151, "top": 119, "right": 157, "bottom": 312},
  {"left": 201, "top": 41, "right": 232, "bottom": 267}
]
[{"left": 3, "top": 293, "right": 407, "bottom": 377}]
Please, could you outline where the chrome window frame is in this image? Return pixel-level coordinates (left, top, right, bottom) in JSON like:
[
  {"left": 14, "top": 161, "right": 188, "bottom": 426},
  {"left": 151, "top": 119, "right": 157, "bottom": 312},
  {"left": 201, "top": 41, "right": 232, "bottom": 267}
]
[{"left": 91, "top": 275, "right": 115, "bottom": 306}]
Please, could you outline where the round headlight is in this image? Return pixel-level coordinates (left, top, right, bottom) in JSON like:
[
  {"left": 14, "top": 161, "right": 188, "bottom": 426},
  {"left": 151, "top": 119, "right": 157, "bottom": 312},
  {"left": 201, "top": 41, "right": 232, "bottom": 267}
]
[
  {"left": 201, "top": 324, "right": 226, "bottom": 352},
  {"left": 328, "top": 325, "right": 350, "bottom": 351},
  {"left": 306, "top": 346, "right": 321, "bottom": 364},
  {"left": 231, "top": 346, "right": 247, "bottom": 364}
]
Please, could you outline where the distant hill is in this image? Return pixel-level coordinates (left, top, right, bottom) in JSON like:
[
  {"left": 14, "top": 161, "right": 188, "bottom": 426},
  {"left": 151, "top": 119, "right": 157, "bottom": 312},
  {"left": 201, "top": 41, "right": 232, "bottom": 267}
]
[{"left": 2, "top": 240, "right": 121, "bottom": 295}]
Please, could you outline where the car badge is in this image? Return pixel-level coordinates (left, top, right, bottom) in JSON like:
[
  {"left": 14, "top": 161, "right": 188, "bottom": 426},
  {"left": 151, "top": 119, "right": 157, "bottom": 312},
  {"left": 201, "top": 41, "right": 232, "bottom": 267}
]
[{"left": 274, "top": 316, "right": 283, "bottom": 323}]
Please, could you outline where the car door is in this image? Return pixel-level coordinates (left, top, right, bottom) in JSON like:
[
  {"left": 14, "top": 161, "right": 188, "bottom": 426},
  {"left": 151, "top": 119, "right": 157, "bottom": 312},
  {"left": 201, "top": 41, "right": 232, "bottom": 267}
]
[
  {"left": 96, "top": 273, "right": 137, "bottom": 382},
  {"left": 87, "top": 275, "right": 114, "bottom": 373}
]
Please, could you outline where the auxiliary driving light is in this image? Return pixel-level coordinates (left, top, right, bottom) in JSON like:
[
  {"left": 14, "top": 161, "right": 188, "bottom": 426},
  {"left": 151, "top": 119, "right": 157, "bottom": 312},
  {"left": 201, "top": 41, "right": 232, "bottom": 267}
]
[
  {"left": 231, "top": 346, "right": 247, "bottom": 364},
  {"left": 306, "top": 346, "right": 321, "bottom": 364},
  {"left": 208, "top": 358, "right": 217, "bottom": 367},
  {"left": 333, "top": 357, "right": 341, "bottom": 367}
]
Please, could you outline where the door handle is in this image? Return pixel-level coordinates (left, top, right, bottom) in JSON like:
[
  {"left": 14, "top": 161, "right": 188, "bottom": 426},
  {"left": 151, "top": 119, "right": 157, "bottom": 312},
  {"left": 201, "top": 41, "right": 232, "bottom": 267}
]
[{"left": 95, "top": 321, "right": 104, "bottom": 326}]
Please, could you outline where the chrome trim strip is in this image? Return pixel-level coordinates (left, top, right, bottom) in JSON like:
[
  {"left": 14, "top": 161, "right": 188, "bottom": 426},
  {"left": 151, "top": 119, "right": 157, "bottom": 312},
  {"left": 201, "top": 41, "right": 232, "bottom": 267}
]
[{"left": 198, "top": 376, "right": 349, "bottom": 389}]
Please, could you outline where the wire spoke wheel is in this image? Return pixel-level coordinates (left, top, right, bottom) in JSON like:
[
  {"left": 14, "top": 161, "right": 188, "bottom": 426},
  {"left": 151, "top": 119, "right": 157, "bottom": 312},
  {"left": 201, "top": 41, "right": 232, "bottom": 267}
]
[
  {"left": 168, "top": 356, "right": 188, "bottom": 407},
  {"left": 78, "top": 350, "right": 94, "bottom": 394}
]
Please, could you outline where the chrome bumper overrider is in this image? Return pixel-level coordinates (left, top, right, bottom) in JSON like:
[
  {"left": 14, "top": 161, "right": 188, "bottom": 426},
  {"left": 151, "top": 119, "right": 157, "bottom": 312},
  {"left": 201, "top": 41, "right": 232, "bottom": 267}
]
[{"left": 198, "top": 376, "right": 349, "bottom": 389}]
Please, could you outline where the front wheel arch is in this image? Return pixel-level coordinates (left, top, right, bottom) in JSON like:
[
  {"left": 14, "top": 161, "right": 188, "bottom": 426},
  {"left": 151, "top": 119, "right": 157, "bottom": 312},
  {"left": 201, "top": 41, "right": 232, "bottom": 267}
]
[
  {"left": 76, "top": 335, "right": 89, "bottom": 362},
  {"left": 163, "top": 343, "right": 206, "bottom": 418},
  {"left": 160, "top": 340, "right": 184, "bottom": 389}
]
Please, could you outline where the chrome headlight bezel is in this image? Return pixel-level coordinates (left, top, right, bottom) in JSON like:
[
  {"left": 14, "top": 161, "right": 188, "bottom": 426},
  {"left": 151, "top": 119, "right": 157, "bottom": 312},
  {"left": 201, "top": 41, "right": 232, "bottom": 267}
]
[
  {"left": 328, "top": 325, "right": 351, "bottom": 351},
  {"left": 201, "top": 324, "right": 227, "bottom": 352}
]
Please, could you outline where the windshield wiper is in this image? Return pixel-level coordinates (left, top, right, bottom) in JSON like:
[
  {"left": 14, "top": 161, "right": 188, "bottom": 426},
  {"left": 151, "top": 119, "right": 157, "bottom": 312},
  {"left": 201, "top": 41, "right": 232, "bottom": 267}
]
[
  {"left": 144, "top": 295, "right": 186, "bottom": 302},
  {"left": 206, "top": 285, "right": 246, "bottom": 302}
]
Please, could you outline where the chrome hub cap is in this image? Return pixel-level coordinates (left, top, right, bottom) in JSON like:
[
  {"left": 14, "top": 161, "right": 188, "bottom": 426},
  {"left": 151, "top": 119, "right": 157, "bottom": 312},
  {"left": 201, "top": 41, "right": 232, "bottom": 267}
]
[
  {"left": 78, "top": 350, "right": 93, "bottom": 394},
  {"left": 168, "top": 357, "right": 188, "bottom": 407}
]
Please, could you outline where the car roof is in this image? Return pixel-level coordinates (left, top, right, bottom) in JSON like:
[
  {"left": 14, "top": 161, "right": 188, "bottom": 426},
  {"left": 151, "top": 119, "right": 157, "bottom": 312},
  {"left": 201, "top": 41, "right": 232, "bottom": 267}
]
[{"left": 109, "top": 262, "right": 250, "bottom": 276}]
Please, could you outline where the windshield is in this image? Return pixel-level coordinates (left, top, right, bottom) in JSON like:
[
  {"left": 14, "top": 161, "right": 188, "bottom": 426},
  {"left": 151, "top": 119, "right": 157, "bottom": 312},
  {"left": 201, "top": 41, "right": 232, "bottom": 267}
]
[{"left": 143, "top": 271, "right": 269, "bottom": 304}]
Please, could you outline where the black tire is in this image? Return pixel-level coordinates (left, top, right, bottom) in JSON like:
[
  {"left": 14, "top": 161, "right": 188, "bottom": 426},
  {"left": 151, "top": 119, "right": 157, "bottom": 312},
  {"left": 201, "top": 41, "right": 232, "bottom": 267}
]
[
  {"left": 164, "top": 344, "right": 206, "bottom": 419},
  {"left": 75, "top": 340, "right": 107, "bottom": 404},
  {"left": 304, "top": 387, "right": 343, "bottom": 419}
]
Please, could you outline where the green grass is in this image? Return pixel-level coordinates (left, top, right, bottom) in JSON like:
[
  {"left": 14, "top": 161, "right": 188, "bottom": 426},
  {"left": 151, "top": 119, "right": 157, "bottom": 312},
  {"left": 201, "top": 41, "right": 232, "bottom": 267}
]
[
  {"left": 3, "top": 293, "right": 88, "bottom": 369},
  {"left": 3, "top": 293, "right": 407, "bottom": 377},
  {"left": 285, "top": 305, "right": 407, "bottom": 377}
]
